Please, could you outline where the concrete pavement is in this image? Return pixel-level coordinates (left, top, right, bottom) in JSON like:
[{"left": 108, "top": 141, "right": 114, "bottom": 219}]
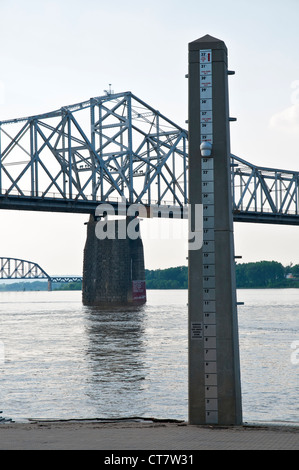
[{"left": 0, "top": 420, "right": 298, "bottom": 450}]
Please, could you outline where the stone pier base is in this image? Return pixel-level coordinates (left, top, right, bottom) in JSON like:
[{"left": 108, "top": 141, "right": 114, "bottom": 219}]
[{"left": 82, "top": 216, "right": 146, "bottom": 307}]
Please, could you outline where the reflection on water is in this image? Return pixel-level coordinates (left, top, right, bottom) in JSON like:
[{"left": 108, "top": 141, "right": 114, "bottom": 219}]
[
  {"left": 0, "top": 289, "right": 298, "bottom": 424},
  {"left": 0, "top": 290, "right": 188, "bottom": 421},
  {"left": 84, "top": 305, "right": 147, "bottom": 417}
]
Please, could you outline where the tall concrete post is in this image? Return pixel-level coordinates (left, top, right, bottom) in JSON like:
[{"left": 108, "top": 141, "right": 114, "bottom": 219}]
[{"left": 188, "top": 35, "right": 242, "bottom": 425}]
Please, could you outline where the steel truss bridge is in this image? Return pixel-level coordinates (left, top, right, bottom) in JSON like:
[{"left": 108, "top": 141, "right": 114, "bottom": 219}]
[
  {"left": 0, "top": 257, "right": 82, "bottom": 285},
  {"left": 0, "top": 91, "right": 299, "bottom": 224},
  {"left": 0, "top": 92, "right": 188, "bottom": 214},
  {"left": 231, "top": 155, "right": 299, "bottom": 225}
]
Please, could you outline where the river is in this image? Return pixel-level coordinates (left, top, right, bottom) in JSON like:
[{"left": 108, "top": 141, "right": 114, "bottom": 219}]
[{"left": 0, "top": 288, "right": 298, "bottom": 425}]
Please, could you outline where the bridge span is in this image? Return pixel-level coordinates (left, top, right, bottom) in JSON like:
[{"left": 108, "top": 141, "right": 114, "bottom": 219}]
[
  {"left": 1, "top": 91, "right": 299, "bottom": 224},
  {"left": 0, "top": 92, "right": 187, "bottom": 214},
  {"left": 232, "top": 155, "right": 299, "bottom": 225},
  {"left": 0, "top": 257, "right": 82, "bottom": 290}
]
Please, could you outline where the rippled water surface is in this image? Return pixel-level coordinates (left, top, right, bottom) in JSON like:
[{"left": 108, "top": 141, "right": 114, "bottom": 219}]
[{"left": 0, "top": 289, "right": 298, "bottom": 424}]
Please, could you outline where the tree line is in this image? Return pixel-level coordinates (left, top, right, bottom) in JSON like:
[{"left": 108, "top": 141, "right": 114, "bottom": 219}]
[
  {"left": 0, "top": 280, "right": 82, "bottom": 291},
  {"left": 235, "top": 261, "right": 299, "bottom": 288},
  {"left": 145, "top": 261, "right": 299, "bottom": 289},
  {"left": 145, "top": 266, "right": 188, "bottom": 289}
]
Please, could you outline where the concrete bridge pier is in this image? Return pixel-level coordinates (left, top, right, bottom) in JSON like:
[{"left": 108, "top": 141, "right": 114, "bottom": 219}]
[{"left": 82, "top": 215, "right": 146, "bottom": 307}]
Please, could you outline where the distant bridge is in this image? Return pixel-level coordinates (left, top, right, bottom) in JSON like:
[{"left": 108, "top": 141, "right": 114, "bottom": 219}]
[
  {"left": 0, "top": 257, "right": 82, "bottom": 289},
  {"left": 0, "top": 91, "right": 299, "bottom": 224}
]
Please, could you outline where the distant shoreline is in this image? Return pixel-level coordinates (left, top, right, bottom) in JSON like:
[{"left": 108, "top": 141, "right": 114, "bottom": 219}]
[
  {"left": 1, "top": 261, "right": 299, "bottom": 291},
  {"left": 1, "top": 286, "right": 299, "bottom": 292}
]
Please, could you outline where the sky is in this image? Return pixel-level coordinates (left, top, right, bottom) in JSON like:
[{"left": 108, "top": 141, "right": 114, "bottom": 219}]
[{"left": 1, "top": 0, "right": 299, "bottom": 275}]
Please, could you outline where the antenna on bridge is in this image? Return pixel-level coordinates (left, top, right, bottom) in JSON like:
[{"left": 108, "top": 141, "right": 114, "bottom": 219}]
[{"left": 104, "top": 84, "right": 114, "bottom": 95}]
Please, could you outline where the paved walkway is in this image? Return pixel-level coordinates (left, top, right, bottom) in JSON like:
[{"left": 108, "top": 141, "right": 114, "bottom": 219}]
[{"left": 0, "top": 420, "right": 298, "bottom": 450}]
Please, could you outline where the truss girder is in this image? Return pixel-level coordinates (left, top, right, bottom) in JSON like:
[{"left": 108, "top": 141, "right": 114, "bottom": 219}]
[
  {"left": 50, "top": 276, "right": 82, "bottom": 283},
  {"left": 0, "top": 257, "right": 49, "bottom": 280},
  {"left": 0, "top": 92, "right": 188, "bottom": 211},
  {"left": 231, "top": 155, "right": 299, "bottom": 223},
  {"left": 1, "top": 92, "right": 299, "bottom": 224}
]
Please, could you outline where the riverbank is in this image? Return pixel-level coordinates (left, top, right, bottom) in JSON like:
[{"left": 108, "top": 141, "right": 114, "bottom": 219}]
[{"left": 0, "top": 419, "right": 298, "bottom": 450}]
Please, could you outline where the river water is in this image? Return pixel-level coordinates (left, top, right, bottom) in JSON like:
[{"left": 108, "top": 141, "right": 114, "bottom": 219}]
[{"left": 0, "top": 289, "right": 298, "bottom": 425}]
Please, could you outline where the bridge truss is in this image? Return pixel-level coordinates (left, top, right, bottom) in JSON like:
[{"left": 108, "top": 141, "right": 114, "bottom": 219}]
[
  {"left": 0, "top": 92, "right": 188, "bottom": 213},
  {"left": 0, "top": 257, "right": 49, "bottom": 280},
  {"left": 1, "top": 91, "right": 299, "bottom": 224},
  {"left": 232, "top": 155, "right": 299, "bottom": 225},
  {"left": 0, "top": 257, "right": 82, "bottom": 284}
]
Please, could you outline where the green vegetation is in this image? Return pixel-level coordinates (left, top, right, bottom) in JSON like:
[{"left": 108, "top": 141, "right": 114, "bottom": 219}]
[
  {"left": 53, "top": 281, "right": 82, "bottom": 291},
  {"left": 236, "top": 261, "right": 299, "bottom": 289},
  {"left": 146, "top": 261, "right": 299, "bottom": 289},
  {"left": 145, "top": 266, "right": 188, "bottom": 289},
  {"left": 0, "top": 280, "right": 82, "bottom": 292},
  {"left": 0, "top": 280, "right": 48, "bottom": 291}
]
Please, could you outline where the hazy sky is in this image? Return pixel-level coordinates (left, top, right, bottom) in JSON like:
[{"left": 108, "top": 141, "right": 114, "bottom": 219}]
[{"left": 1, "top": 0, "right": 299, "bottom": 275}]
